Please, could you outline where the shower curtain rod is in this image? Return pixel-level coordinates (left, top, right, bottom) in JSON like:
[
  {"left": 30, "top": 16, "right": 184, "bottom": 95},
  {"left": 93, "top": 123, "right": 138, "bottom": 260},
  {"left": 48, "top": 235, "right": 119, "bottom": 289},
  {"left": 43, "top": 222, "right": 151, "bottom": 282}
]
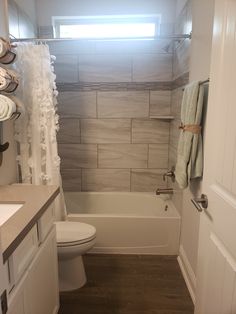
[{"left": 10, "top": 33, "right": 192, "bottom": 43}]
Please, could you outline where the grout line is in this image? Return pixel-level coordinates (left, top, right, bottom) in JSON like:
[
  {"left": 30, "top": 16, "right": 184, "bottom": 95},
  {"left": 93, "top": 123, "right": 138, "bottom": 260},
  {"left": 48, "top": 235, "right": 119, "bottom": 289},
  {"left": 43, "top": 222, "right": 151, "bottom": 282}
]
[
  {"left": 79, "top": 168, "right": 82, "bottom": 192},
  {"left": 79, "top": 118, "right": 82, "bottom": 143},
  {"left": 77, "top": 55, "right": 80, "bottom": 82},
  {"left": 130, "top": 119, "right": 133, "bottom": 144},
  {"left": 131, "top": 56, "right": 134, "bottom": 82},
  {"left": 130, "top": 168, "right": 132, "bottom": 192},
  {"left": 148, "top": 90, "right": 151, "bottom": 118},
  {"left": 96, "top": 91, "right": 98, "bottom": 118},
  {"left": 81, "top": 168, "right": 84, "bottom": 192}
]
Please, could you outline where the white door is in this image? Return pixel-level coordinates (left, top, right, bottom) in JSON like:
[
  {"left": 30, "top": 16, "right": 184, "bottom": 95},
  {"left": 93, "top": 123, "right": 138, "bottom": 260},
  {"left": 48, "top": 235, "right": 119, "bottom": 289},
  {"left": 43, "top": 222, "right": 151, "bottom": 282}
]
[{"left": 195, "top": 0, "right": 236, "bottom": 313}]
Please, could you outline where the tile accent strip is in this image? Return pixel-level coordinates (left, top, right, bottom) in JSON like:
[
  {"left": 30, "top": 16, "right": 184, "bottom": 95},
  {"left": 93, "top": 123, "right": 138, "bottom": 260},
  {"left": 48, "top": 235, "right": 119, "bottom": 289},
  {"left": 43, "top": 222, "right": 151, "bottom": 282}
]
[{"left": 57, "top": 81, "right": 173, "bottom": 92}]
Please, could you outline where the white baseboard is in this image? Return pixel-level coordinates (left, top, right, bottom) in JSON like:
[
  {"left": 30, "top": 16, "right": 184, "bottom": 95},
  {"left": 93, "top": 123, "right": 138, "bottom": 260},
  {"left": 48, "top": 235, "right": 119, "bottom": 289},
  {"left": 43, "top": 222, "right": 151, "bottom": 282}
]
[{"left": 178, "top": 245, "right": 196, "bottom": 304}]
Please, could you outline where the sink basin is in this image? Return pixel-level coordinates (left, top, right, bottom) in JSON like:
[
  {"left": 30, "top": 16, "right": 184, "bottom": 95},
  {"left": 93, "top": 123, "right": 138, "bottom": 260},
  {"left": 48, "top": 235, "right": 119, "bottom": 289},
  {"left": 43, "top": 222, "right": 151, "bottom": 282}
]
[{"left": 0, "top": 203, "right": 24, "bottom": 226}]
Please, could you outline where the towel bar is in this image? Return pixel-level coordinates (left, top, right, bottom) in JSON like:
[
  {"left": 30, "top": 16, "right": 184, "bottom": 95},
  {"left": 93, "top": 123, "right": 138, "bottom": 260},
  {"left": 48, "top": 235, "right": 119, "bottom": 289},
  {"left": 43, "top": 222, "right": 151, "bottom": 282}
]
[{"left": 182, "top": 79, "right": 210, "bottom": 91}]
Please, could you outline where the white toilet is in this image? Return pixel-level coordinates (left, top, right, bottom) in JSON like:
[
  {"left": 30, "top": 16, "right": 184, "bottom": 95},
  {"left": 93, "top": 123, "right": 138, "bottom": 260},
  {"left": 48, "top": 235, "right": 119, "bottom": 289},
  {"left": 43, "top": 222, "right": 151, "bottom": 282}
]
[{"left": 55, "top": 221, "right": 96, "bottom": 292}]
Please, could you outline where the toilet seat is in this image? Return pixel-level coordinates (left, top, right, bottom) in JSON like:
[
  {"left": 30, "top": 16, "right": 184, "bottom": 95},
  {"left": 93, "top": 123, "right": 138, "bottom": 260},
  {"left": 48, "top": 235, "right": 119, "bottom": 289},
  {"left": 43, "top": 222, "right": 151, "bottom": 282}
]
[{"left": 56, "top": 221, "right": 96, "bottom": 247}]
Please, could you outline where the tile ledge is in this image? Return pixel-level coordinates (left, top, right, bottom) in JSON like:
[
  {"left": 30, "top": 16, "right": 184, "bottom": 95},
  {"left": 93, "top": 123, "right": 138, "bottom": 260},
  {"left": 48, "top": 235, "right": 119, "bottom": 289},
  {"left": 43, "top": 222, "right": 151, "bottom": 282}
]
[{"left": 149, "top": 115, "right": 175, "bottom": 120}]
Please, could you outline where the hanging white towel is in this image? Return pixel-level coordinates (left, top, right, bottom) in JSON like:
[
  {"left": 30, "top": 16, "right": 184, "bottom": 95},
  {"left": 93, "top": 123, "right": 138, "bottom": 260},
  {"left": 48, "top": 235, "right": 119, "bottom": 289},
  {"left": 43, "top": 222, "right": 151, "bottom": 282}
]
[
  {"left": 175, "top": 81, "right": 204, "bottom": 189},
  {"left": 0, "top": 94, "right": 16, "bottom": 121}
]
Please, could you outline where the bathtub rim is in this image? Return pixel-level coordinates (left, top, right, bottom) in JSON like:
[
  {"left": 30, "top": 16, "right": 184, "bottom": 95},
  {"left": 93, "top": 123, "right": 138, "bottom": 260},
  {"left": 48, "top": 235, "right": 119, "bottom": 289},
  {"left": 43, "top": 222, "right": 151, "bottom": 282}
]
[{"left": 64, "top": 191, "right": 180, "bottom": 219}]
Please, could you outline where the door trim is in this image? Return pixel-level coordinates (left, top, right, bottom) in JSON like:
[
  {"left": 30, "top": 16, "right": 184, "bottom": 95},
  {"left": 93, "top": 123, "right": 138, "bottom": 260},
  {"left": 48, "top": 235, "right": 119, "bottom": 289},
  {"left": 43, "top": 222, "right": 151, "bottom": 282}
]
[{"left": 178, "top": 245, "right": 196, "bottom": 304}]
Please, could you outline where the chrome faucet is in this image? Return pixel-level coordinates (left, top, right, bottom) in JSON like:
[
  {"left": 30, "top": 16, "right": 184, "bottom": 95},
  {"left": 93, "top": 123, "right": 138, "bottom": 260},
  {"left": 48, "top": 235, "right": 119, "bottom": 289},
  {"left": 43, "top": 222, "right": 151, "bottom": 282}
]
[{"left": 156, "top": 188, "right": 174, "bottom": 195}]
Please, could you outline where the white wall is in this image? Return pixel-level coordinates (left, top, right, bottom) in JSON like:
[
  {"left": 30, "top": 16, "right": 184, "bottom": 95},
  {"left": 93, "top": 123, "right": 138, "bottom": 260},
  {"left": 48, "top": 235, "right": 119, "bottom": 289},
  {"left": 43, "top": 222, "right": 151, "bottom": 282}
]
[
  {"left": 15, "top": 0, "right": 36, "bottom": 23},
  {"left": 36, "top": 0, "right": 176, "bottom": 26},
  {"left": 0, "top": 0, "right": 17, "bottom": 184},
  {"left": 178, "top": 0, "right": 215, "bottom": 302}
]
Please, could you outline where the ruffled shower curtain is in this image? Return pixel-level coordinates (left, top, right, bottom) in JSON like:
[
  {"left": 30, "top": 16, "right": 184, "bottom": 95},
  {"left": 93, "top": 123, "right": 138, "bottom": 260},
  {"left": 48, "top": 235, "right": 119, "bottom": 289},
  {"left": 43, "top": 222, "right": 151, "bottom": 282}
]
[{"left": 14, "top": 43, "right": 65, "bottom": 220}]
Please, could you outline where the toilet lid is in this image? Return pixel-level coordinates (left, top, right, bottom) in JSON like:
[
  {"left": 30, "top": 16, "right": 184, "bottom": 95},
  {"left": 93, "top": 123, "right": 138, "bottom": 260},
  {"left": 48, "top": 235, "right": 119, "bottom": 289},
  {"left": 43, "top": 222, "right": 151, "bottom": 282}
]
[{"left": 56, "top": 221, "right": 96, "bottom": 246}]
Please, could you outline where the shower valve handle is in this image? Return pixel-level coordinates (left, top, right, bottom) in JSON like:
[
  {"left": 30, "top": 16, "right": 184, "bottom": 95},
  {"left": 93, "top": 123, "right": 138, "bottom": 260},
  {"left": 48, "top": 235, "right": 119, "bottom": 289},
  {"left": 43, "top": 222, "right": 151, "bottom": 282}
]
[{"left": 163, "top": 169, "right": 175, "bottom": 182}]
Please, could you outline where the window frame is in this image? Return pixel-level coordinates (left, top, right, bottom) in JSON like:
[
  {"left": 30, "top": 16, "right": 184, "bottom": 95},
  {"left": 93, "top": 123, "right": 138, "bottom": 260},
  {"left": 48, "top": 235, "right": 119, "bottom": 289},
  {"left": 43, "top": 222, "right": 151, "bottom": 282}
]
[{"left": 52, "top": 15, "right": 161, "bottom": 40}]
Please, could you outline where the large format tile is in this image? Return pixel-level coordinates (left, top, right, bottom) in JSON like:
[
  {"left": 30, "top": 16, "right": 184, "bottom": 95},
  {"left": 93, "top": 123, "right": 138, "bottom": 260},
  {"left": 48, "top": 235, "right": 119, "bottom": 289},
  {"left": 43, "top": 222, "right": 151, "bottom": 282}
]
[
  {"left": 82, "top": 169, "right": 130, "bottom": 191},
  {"left": 148, "top": 144, "right": 169, "bottom": 169},
  {"left": 133, "top": 54, "right": 173, "bottom": 82},
  {"left": 170, "top": 119, "right": 181, "bottom": 149},
  {"left": 169, "top": 144, "right": 178, "bottom": 169},
  {"left": 132, "top": 119, "right": 170, "bottom": 144},
  {"left": 95, "top": 39, "right": 173, "bottom": 55},
  {"left": 59, "top": 144, "right": 97, "bottom": 169},
  {"left": 49, "top": 41, "right": 96, "bottom": 56},
  {"left": 81, "top": 119, "right": 131, "bottom": 144},
  {"left": 57, "top": 118, "right": 80, "bottom": 143},
  {"left": 173, "top": 40, "right": 190, "bottom": 79},
  {"left": 97, "top": 91, "right": 149, "bottom": 118},
  {"left": 54, "top": 55, "right": 78, "bottom": 83},
  {"left": 98, "top": 144, "right": 148, "bottom": 168},
  {"left": 79, "top": 55, "right": 132, "bottom": 82},
  {"left": 58, "top": 91, "right": 96, "bottom": 118},
  {"left": 131, "top": 169, "right": 167, "bottom": 192},
  {"left": 171, "top": 88, "right": 184, "bottom": 119},
  {"left": 150, "top": 91, "right": 171, "bottom": 116},
  {"left": 61, "top": 169, "right": 82, "bottom": 192}
]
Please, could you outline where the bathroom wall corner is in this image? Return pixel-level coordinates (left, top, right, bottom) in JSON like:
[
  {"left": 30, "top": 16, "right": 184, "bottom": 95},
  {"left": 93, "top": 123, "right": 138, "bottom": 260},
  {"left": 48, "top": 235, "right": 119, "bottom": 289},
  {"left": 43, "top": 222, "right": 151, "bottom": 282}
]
[
  {"left": 178, "top": 0, "right": 215, "bottom": 292},
  {"left": 0, "top": 0, "right": 18, "bottom": 185}
]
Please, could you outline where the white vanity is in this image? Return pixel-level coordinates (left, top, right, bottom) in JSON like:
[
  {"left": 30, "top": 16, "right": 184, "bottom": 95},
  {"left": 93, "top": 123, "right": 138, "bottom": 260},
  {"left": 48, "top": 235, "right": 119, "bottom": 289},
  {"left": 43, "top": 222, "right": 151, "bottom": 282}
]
[{"left": 0, "top": 185, "right": 60, "bottom": 314}]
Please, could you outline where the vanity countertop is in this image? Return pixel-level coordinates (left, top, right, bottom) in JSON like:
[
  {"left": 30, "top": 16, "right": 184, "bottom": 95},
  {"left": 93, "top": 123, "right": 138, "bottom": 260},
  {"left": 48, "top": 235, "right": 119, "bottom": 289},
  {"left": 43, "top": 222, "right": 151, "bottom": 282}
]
[{"left": 0, "top": 184, "right": 60, "bottom": 262}]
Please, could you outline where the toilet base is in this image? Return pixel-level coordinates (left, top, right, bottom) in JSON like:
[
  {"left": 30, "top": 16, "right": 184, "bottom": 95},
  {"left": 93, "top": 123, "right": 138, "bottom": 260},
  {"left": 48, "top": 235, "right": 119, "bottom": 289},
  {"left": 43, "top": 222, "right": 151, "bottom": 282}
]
[{"left": 58, "top": 255, "right": 87, "bottom": 292}]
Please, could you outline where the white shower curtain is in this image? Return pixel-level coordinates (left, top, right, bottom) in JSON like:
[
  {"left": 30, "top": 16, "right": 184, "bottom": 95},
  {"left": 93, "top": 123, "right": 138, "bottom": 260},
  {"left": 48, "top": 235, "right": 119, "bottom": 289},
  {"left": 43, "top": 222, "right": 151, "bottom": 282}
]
[{"left": 14, "top": 43, "right": 65, "bottom": 220}]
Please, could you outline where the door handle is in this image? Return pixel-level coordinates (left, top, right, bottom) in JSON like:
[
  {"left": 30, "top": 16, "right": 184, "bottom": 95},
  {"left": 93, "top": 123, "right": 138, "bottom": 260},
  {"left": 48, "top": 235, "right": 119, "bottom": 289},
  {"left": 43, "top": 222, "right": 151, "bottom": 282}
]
[{"left": 191, "top": 194, "right": 208, "bottom": 212}]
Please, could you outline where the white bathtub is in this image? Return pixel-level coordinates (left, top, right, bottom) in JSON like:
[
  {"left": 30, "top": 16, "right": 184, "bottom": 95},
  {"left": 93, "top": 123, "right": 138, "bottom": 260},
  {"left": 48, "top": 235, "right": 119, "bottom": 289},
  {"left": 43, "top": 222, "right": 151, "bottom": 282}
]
[{"left": 65, "top": 192, "right": 181, "bottom": 255}]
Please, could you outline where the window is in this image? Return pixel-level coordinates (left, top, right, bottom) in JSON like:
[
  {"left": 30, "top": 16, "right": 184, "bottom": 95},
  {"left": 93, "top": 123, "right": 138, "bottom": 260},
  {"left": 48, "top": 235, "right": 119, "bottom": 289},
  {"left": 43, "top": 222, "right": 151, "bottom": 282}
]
[{"left": 53, "top": 15, "right": 160, "bottom": 40}]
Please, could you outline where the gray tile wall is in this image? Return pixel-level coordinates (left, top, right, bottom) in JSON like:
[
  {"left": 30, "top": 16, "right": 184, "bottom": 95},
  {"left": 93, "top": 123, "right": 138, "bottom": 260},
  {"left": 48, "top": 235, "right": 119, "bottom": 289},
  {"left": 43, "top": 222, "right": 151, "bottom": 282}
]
[
  {"left": 52, "top": 27, "right": 181, "bottom": 192},
  {"left": 57, "top": 87, "right": 171, "bottom": 191},
  {"left": 168, "top": 0, "right": 192, "bottom": 213}
]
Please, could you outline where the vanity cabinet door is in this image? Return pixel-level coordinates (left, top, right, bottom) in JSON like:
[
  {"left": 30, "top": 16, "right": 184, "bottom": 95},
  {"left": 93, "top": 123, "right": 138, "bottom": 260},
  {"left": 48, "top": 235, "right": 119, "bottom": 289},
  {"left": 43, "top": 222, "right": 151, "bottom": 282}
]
[
  {"left": 24, "top": 226, "right": 59, "bottom": 314},
  {"left": 7, "top": 273, "right": 27, "bottom": 314}
]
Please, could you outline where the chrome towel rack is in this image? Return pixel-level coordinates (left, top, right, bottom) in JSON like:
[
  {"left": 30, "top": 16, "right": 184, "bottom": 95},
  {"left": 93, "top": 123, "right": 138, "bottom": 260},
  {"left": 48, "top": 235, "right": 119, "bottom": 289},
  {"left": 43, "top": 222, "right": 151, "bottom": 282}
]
[{"left": 182, "top": 78, "right": 210, "bottom": 91}]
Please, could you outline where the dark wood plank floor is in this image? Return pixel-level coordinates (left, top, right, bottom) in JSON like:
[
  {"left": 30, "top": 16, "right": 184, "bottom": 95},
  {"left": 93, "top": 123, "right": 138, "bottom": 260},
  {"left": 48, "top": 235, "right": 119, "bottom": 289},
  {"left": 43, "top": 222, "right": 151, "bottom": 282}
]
[{"left": 59, "top": 254, "right": 194, "bottom": 314}]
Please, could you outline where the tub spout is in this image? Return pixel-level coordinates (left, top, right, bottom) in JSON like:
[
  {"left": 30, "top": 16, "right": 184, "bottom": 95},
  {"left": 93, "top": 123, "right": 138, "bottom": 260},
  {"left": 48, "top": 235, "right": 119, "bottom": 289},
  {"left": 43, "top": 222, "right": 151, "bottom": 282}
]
[{"left": 156, "top": 188, "right": 174, "bottom": 195}]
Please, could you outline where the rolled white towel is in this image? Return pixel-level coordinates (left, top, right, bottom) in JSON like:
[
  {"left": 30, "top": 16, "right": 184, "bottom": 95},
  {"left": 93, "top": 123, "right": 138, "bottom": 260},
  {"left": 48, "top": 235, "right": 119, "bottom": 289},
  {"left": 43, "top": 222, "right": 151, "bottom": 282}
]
[
  {"left": 0, "top": 68, "right": 8, "bottom": 90},
  {"left": 0, "top": 67, "right": 19, "bottom": 92},
  {"left": 0, "top": 95, "right": 16, "bottom": 121}
]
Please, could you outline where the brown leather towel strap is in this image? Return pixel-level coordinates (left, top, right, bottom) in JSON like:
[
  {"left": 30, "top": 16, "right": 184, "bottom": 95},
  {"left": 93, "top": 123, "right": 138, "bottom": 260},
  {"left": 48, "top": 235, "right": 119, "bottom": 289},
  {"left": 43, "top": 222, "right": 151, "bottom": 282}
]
[{"left": 179, "top": 123, "right": 202, "bottom": 134}]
